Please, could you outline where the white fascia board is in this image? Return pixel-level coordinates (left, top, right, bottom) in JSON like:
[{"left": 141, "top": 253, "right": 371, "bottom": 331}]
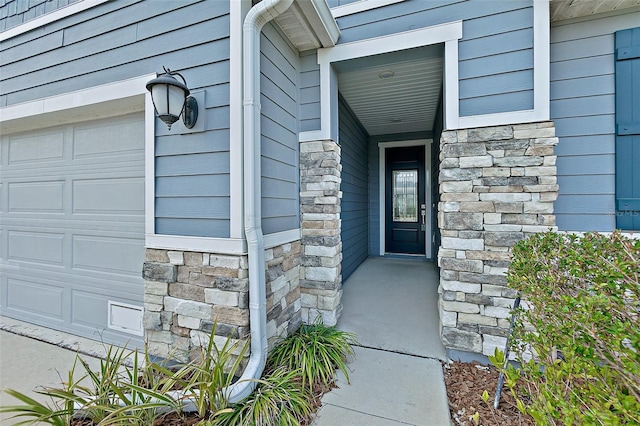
[
  {"left": 0, "top": 74, "right": 154, "bottom": 136},
  {"left": 331, "top": 0, "right": 406, "bottom": 18},
  {"left": 0, "top": 0, "right": 110, "bottom": 42},
  {"left": 146, "top": 235, "right": 247, "bottom": 255},
  {"left": 317, "top": 21, "right": 463, "bottom": 63},
  {"left": 0, "top": 74, "right": 153, "bottom": 124},
  {"left": 263, "top": 229, "right": 302, "bottom": 249}
]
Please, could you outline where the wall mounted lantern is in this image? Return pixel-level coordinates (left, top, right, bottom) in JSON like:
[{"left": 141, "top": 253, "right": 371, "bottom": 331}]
[{"left": 146, "top": 67, "right": 198, "bottom": 130}]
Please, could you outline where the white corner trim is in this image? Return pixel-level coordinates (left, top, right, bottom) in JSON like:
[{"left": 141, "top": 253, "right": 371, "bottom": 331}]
[
  {"left": 144, "top": 92, "right": 156, "bottom": 237},
  {"left": 533, "top": 0, "right": 550, "bottom": 121},
  {"left": 444, "top": 39, "right": 460, "bottom": 130},
  {"left": 229, "top": 0, "right": 250, "bottom": 239},
  {"left": 0, "top": 0, "right": 111, "bottom": 42},
  {"left": 146, "top": 235, "right": 247, "bottom": 255},
  {"left": 378, "top": 140, "right": 432, "bottom": 258},
  {"left": 263, "top": 229, "right": 301, "bottom": 249},
  {"left": 331, "top": 0, "right": 406, "bottom": 18}
]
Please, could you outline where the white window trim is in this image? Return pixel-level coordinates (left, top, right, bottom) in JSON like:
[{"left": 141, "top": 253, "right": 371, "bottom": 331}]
[
  {"left": 300, "top": 0, "right": 550, "bottom": 141},
  {"left": 0, "top": 0, "right": 110, "bottom": 42},
  {"left": 330, "top": 0, "right": 406, "bottom": 18},
  {"left": 378, "top": 140, "right": 432, "bottom": 258}
]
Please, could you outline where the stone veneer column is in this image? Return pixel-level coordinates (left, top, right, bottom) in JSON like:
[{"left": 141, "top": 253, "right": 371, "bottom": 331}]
[
  {"left": 437, "top": 122, "right": 559, "bottom": 356},
  {"left": 143, "top": 241, "right": 301, "bottom": 361},
  {"left": 299, "top": 140, "right": 343, "bottom": 326}
]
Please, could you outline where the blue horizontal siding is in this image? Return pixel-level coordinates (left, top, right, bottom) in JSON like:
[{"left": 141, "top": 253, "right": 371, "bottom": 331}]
[
  {"left": 260, "top": 23, "right": 299, "bottom": 235},
  {"left": 0, "top": 0, "right": 233, "bottom": 239},
  {"left": 339, "top": 96, "right": 369, "bottom": 280},
  {"left": 299, "top": 51, "right": 321, "bottom": 132},
  {"left": 550, "top": 11, "right": 640, "bottom": 231},
  {"left": 298, "top": 0, "right": 534, "bottom": 124}
]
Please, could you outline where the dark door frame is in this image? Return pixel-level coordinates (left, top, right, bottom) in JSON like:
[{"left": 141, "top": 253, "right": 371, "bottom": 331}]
[{"left": 377, "top": 140, "right": 432, "bottom": 258}]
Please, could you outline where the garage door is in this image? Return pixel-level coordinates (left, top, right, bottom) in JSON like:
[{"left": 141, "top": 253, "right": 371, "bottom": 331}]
[{"left": 0, "top": 112, "right": 145, "bottom": 347}]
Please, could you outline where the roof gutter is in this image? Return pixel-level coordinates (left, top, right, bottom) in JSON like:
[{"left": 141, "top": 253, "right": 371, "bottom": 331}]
[{"left": 224, "top": 0, "right": 294, "bottom": 403}]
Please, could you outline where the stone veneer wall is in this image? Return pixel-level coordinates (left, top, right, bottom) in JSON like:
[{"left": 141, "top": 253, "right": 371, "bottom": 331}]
[
  {"left": 438, "top": 122, "right": 559, "bottom": 357},
  {"left": 299, "top": 140, "right": 343, "bottom": 326},
  {"left": 143, "top": 241, "right": 301, "bottom": 362}
]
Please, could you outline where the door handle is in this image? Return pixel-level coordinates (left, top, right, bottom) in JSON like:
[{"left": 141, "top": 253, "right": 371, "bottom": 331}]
[{"left": 421, "top": 204, "right": 426, "bottom": 231}]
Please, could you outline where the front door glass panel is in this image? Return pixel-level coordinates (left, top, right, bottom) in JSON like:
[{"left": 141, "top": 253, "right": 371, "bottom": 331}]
[{"left": 392, "top": 169, "right": 418, "bottom": 222}]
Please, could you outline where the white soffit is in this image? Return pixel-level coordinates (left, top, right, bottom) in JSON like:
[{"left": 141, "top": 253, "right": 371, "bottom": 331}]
[
  {"left": 336, "top": 45, "right": 444, "bottom": 136},
  {"left": 550, "top": 0, "right": 640, "bottom": 21},
  {"left": 273, "top": 0, "right": 340, "bottom": 51}
]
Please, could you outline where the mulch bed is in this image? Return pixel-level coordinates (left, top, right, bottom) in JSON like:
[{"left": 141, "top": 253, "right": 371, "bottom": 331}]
[{"left": 443, "top": 360, "right": 534, "bottom": 426}]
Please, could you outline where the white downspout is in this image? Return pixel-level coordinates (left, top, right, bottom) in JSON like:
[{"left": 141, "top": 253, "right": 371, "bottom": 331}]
[{"left": 225, "top": 0, "right": 294, "bottom": 403}]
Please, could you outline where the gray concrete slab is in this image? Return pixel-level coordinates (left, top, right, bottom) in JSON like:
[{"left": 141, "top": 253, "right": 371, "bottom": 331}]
[
  {"left": 314, "top": 346, "right": 450, "bottom": 426},
  {"left": 337, "top": 257, "right": 446, "bottom": 360},
  {"left": 0, "top": 330, "right": 102, "bottom": 424}
]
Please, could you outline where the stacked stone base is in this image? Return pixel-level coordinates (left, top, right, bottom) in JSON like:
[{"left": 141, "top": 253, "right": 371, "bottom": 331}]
[
  {"left": 143, "top": 242, "right": 301, "bottom": 363},
  {"left": 438, "top": 122, "right": 558, "bottom": 356}
]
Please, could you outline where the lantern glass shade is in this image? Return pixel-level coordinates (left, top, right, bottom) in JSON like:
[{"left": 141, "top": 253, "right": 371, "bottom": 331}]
[
  {"left": 146, "top": 72, "right": 191, "bottom": 130},
  {"left": 151, "top": 83, "right": 187, "bottom": 128}
]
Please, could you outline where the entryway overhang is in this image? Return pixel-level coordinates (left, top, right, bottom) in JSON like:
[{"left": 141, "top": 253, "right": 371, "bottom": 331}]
[{"left": 272, "top": 0, "right": 340, "bottom": 51}]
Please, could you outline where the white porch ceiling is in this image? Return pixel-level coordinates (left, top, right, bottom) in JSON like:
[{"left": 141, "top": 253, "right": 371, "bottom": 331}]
[{"left": 335, "top": 45, "right": 444, "bottom": 136}]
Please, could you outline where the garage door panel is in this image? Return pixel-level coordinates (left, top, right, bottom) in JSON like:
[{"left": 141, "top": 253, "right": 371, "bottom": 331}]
[
  {"left": 8, "top": 181, "right": 65, "bottom": 212},
  {"left": 7, "top": 278, "right": 64, "bottom": 319},
  {"left": 71, "top": 291, "right": 108, "bottom": 329},
  {"left": 0, "top": 113, "right": 145, "bottom": 347},
  {"left": 8, "top": 132, "right": 65, "bottom": 164},
  {"left": 73, "top": 120, "right": 144, "bottom": 158},
  {"left": 8, "top": 230, "right": 65, "bottom": 266},
  {"left": 73, "top": 177, "right": 144, "bottom": 214},
  {"left": 72, "top": 235, "right": 143, "bottom": 276}
]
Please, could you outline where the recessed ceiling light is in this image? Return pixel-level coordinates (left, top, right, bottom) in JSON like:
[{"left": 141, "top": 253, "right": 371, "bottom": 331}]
[{"left": 378, "top": 70, "right": 395, "bottom": 79}]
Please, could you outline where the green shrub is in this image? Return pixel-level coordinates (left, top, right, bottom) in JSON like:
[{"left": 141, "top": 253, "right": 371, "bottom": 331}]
[{"left": 502, "top": 231, "right": 640, "bottom": 425}]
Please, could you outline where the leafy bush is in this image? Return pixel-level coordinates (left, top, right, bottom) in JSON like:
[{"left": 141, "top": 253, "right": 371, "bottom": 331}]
[{"left": 501, "top": 231, "right": 640, "bottom": 425}]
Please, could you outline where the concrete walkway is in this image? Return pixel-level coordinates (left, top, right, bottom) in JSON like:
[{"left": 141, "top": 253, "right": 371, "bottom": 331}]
[
  {"left": 1, "top": 258, "right": 451, "bottom": 425},
  {"left": 313, "top": 257, "right": 451, "bottom": 426}
]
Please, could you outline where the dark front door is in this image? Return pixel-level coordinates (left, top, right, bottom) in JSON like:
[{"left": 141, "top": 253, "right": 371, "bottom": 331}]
[{"left": 385, "top": 145, "right": 426, "bottom": 254}]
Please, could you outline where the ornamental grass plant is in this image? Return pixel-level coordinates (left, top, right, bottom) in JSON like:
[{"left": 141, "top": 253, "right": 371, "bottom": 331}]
[{"left": 1, "top": 317, "right": 358, "bottom": 425}]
